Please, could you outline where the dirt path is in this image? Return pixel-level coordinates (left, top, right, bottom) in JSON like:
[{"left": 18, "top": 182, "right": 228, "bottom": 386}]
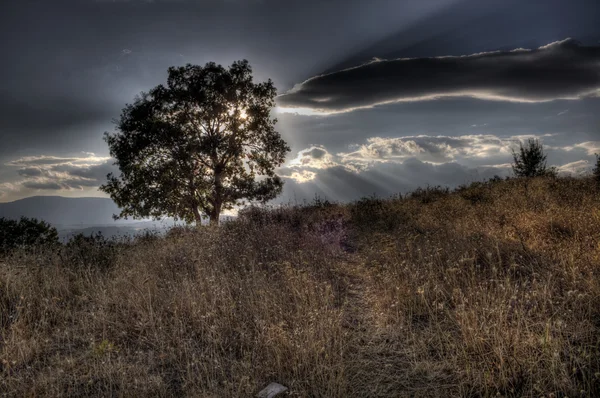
[
  {"left": 334, "top": 250, "right": 455, "bottom": 397},
  {"left": 333, "top": 252, "right": 391, "bottom": 395}
]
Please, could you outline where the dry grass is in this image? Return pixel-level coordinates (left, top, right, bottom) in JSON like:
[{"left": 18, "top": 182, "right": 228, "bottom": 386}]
[{"left": 1, "top": 176, "right": 600, "bottom": 397}]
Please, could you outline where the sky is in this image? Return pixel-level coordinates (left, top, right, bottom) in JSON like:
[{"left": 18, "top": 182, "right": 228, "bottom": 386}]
[{"left": 1, "top": 0, "right": 600, "bottom": 204}]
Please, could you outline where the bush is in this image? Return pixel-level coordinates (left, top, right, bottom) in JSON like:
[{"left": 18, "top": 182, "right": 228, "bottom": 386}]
[
  {"left": 0, "top": 217, "right": 59, "bottom": 255},
  {"left": 238, "top": 197, "right": 341, "bottom": 233},
  {"left": 409, "top": 185, "right": 450, "bottom": 204},
  {"left": 350, "top": 195, "right": 408, "bottom": 233},
  {"left": 455, "top": 181, "right": 492, "bottom": 205},
  {"left": 350, "top": 196, "right": 385, "bottom": 228},
  {"left": 593, "top": 153, "right": 600, "bottom": 183},
  {"left": 63, "top": 232, "right": 120, "bottom": 270}
]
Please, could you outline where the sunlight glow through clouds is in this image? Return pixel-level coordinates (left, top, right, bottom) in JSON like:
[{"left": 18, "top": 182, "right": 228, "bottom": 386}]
[
  {"left": 275, "top": 107, "right": 326, "bottom": 116},
  {"left": 288, "top": 170, "right": 317, "bottom": 183},
  {"left": 277, "top": 92, "right": 572, "bottom": 115},
  {"left": 6, "top": 155, "right": 111, "bottom": 168},
  {"left": 281, "top": 134, "right": 597, "bottom": 184}
]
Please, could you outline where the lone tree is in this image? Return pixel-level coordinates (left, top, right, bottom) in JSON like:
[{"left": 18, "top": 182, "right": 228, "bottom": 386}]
[
  {"left": 511, "top": 138, "right": 555, "bottom": 178},
  {"left": 101, "top": 60, "right": 290, "bottom": 225}
]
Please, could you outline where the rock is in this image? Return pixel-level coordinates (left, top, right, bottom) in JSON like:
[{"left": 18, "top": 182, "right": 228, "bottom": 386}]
[{"left": 256, "top": 382, "right": 288, "bottom": 398}]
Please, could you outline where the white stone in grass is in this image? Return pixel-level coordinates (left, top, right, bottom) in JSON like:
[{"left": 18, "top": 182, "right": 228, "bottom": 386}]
[{"left": 256, "top": 382, "right": 288, "bottom": 398}]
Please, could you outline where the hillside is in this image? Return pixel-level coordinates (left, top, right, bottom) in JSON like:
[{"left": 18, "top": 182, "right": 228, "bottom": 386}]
[{"left": 1, "top": 176, "right": 599, "bottom": 397}]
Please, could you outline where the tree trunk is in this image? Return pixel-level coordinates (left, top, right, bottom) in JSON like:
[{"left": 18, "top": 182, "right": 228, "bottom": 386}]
[
  {"left": 209, "top": 202, "right": 222, "bottom": 226},
  {"left": 211, "top": 168, "right": 223, "bottom": 226},
  {"left": 192, "top": 206, "right": 203, "bottom": 227}
]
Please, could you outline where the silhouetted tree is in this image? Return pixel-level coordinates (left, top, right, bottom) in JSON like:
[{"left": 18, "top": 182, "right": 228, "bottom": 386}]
[
  {"left": 511, "top": 138, "right": 555, "bottom": 178},
  {"left": 101, "top": 60, "right": 290, "bottom": 225},
  {"left": 0, "top": 217, "right": 59, "bottom": 254}
]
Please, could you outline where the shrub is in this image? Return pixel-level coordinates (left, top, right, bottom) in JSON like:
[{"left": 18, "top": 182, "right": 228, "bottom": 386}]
[
  {"left": 593, "top": 153, "right": 600, "bottom": 183},
  {"left": 456, "top": 181, "right": 492, "bottom": 205},
  {"left": 63, "top": 232, "right": 120, "bottom": 270},
  {"left": 409, "top": 185, "right": 450, "bottom": 204},
  {"left": 350, "top": 195, "right": 408, "bottom": 233},
  {"left": 0, "top": 217, "right": 59, "bottom": 255}
]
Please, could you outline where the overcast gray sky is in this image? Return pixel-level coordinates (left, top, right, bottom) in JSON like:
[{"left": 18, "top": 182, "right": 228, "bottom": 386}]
[{"left": 1, "top": 0, "right": 600, "bottom": 203}]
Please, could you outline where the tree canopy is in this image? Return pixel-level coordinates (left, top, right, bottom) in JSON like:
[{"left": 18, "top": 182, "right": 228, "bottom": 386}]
[{"left": 101, "top": 60, "right": 290, "bottom": 225}]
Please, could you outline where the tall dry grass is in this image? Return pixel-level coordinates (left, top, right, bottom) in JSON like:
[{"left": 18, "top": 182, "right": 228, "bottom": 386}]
[
  {"left": 1, "top": 176, "right": 599, "bottom": 397},
  {"left": 346, "top": 176, "right": 600, "bottom": 397}
]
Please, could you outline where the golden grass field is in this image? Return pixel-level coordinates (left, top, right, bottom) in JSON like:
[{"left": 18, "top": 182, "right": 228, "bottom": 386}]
[{"left": 1, "top": 176, "right": 599, "bottom": 397}]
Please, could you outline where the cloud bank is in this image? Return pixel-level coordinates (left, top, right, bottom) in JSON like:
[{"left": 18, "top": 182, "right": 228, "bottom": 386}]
[
  {"left": 339, "top": 134, "right": 516, "bottom": 165},
  {"left": 274, "top": 134, "right": 600, "bottom": 203},
  {"left": 277, "top": 135, "right": 520, "bottom": 184},
  {"left": 3, "top": 135, "right": 599, "bottom": 203},
  {"left": 278, "top": 159, "right": 509, "bottom": 204},
  {"left": 277, "top": 39, "right": 600, "bottom": 114},
  {"left": 3, "top": 154, "right": 115, "bottom": 194}
]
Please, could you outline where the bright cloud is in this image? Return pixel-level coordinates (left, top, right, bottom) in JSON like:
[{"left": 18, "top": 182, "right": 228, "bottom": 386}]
[
  {"left": 338, "top": 134, "right": 518, "bottom": 165},
  {"left": 562, "top": 141, "right": 600, "bottom": 156},
  {"left": 280, "top": 134, "right": 600, "bottom": 189},
  {"left": 3, "top": 154, "right": 116, "bottom": 195}
]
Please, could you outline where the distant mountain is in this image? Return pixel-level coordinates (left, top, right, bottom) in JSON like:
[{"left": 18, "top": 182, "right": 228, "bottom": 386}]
[{"left": 0, "top": 196, "right": 131, "bottom": 226}]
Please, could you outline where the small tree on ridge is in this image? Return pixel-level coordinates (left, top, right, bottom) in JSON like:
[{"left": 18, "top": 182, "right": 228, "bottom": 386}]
[{"left": 511, "top": 138, "right": 555, "bottom": 178}]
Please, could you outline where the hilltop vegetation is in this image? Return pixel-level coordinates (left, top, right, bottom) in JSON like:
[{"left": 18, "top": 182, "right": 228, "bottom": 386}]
[
  {"left": 0, "top": 217, "right": 59, "bottom": 255},
  {"left": 1, "top": 176, "right": 599, "bottom": 397}
]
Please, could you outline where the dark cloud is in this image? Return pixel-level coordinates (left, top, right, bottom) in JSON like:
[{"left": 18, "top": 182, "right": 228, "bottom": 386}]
[
  {"left": 0, "top": 0, "right": 453, "bottom": 158},
  {"left": 327, "top": 0, "right": 600, "bottom": 73},
  {"left": 305, "top": 148, "right": 327, "bottom": 159},
  {"left": 277, "top": 39, "right": 600, "bottom": 113},
  {"left": 51, "top": 162, "right": 115, "bottom": 180},
  {"left": 17, "top": 168, "right": 44, "bottom": 177}
]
